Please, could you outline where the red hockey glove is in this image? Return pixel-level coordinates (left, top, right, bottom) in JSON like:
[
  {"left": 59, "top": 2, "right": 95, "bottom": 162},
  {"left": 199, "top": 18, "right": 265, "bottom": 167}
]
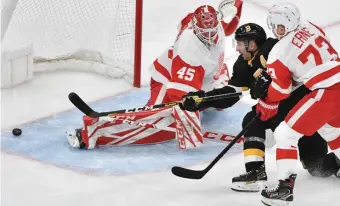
[{"left": 256, "top": 98, "right": 279, "bottom": 121}]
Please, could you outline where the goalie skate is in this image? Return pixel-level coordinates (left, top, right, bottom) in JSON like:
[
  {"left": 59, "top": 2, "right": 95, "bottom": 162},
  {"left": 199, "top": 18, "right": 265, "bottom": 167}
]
[{"left": 66, "top": 128, "right": 86, "bottom": 149}]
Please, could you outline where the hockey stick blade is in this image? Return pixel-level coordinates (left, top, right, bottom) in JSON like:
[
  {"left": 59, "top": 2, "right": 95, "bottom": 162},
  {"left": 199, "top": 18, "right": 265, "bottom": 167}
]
[
  {"left": 171, "top": 166, "right": 206, "bottom": 179},
  {"left": 171, "top": 113, "right": 259, "bottom": 180},
  {"left": 68, "top": 92, "right": 100, "bottom": 117}
]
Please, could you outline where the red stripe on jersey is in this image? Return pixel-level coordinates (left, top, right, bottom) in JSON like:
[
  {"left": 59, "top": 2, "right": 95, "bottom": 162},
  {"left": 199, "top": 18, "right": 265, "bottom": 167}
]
[
  {"left": 221, "top": 0, "right": 243, "bottom": 36},
  {"left": 308, "top": 21, "right": 326, "bottom": 36},
  {"left": 166, "top": 88, "right": 187, "bottom": 101},
  {"left": 328, "top": 135, "right": 340, "bottom": 150},
  {"left": 304, "top": 65, "right": 340, "bottom": 89},
  {"left": 153, "top": 59, "right": 171, "bottom": 80},
  {"left": 179, "top": 13, "right": 193, "bottom": 30},
  {"left": 267, "top": 87, "right": 290, "bottom": 102},
  {"left": 176, "top": 13, "right": 193, "bottom": 41},
  {"left": 168, "top": 49, "right": 173, "bottom": 59},
  {"left": 276, "top": 148, "right": 298, "bottom": 160},
  {"left": 267, "top": 60, "right": 292, "bottom": 102}
]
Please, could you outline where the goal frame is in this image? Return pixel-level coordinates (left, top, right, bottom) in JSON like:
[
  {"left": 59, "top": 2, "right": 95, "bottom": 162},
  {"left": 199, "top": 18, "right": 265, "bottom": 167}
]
[{"left": 134, "top": 0, "right": 143, "bottom": 88}]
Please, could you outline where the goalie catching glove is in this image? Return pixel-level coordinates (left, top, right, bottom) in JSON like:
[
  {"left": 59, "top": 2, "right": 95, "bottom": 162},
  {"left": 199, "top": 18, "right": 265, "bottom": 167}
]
[
  {"left": 179, "top": 86, "right": 242, "bottom": 112},
  {"left": 218, "top": 0, "right": 238, "bottom": 22}
]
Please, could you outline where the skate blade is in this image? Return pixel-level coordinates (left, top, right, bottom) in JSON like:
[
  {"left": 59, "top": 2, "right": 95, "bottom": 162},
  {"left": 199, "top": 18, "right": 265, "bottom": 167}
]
[
  {"left": 261, "top": 197, "right": 292, "bottom": 206},
  {"left": 231, "top": 181, "right": 266, "bottom": 192}
]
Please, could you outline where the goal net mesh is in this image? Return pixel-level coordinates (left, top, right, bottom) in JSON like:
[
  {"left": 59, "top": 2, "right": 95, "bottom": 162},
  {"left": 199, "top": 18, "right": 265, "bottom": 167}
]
[{"left": 2, "top": 0, "right": 137, "bottom": 81}]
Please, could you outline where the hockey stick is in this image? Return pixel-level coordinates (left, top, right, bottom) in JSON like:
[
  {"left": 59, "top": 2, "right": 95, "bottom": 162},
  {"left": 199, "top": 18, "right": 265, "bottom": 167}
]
[
  {"left": 171, "top": 113, "right": 260, "bottom": 179},
  {"left": 68, "top": 90, "right": 248, "bottom": 118},
  {"left": 102, "top": 116, "right": 244, "bottom": 145}
]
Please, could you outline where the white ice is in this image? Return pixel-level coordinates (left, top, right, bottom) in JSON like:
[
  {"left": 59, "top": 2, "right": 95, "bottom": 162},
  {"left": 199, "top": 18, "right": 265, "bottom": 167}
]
[{"left": 1, "top": 0, "right": 340, "bottom": 205}]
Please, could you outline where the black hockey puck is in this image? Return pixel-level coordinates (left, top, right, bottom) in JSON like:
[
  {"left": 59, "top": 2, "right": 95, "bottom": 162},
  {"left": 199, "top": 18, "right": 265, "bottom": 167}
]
[{"left": 12, "top": 128, "right": 22, "bottom": 136}]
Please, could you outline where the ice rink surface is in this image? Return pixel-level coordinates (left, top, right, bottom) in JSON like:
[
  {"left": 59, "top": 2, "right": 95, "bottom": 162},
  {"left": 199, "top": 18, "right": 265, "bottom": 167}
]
[{"left": 1, "top": 0, "right": 340, "bottom": 205}]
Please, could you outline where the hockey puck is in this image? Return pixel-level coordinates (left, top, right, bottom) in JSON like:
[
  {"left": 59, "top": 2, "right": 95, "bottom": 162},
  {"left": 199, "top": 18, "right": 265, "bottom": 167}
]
[{"left": 12, "top": 128, "right": 22, "bottom": 136}]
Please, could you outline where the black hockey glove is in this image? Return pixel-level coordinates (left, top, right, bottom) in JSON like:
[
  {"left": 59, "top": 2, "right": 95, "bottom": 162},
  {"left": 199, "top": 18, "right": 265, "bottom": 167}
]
[
  {"left": 250, "top": 71, "right": 272, "bottom": 99},
  {"left": 179, "top": 90, "right": 206, "bottom": 112},
  {"left": 205, "top": 85, "right": 240, "bottom": 109}
]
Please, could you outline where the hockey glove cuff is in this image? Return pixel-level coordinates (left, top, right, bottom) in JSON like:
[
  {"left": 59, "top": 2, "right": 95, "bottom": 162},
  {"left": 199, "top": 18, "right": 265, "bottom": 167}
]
[{"left": 256, "top": 98, "right": 279, "bottom": 121}]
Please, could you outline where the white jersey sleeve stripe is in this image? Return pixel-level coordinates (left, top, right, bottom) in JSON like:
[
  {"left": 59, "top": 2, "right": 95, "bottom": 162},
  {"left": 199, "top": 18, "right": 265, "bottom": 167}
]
[
  {"left": 166, "top": 82, "right": 197, "bottom": 93},
  {"left": 271, "top": 81, "right": 292, "bottom": 94},
  {"left": 149, "top": 63, "right": 170, "bottom": 84}
]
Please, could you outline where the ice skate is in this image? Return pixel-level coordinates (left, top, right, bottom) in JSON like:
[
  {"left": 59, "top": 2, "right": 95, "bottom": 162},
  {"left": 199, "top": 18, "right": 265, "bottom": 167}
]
[
  {"left": 261, "top": 174, "right": 296, "bottom": 206},
  {"left": 231, "top": 164, "right": 267, "bottom": 192}
]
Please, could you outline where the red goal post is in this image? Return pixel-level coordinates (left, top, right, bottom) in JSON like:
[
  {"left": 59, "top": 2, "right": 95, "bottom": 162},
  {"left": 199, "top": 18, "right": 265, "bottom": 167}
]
[{"left": 134, "top": 0, "right": 143, "bottom": 87}]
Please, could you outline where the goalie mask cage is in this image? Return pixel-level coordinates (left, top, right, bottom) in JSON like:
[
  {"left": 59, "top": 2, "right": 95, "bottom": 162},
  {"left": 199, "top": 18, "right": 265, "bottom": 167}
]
[{"left": 2, "top": 0, "right": 142, "bottom": 87}]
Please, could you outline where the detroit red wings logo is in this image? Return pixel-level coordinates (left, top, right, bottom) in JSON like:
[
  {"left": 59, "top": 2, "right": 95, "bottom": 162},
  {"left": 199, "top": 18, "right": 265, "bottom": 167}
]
[{"left": 214, "top": 52, "right": 230, "bottom": 81}]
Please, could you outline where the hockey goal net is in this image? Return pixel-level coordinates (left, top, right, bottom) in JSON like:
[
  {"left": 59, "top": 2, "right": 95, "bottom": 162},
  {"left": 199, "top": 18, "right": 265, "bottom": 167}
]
[{"left": 1, "top": 0, "right": 142, "bottom": 87}]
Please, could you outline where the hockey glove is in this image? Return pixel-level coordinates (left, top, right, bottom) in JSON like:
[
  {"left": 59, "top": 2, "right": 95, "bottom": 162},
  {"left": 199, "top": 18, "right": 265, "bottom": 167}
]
[
  {"left": 256, "top": 98, "right": 279, "bottom": 121},
  {"left": 205, "top": 85, "right": 240, "bottom": 109},
  {"left": 179, "top": 90, "right": 206, "bottom": 112},
  {"left": 250, "top": 70, "right": 272, "bottom": 99},
  {"left": 218, "top": 0, "right": 237, "bottom": 22}
]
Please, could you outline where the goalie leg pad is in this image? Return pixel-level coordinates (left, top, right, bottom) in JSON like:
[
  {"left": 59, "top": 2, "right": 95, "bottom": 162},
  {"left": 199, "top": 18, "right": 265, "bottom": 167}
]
[
  {"left": 68, "top": 107, "right": 176, "bottom": 149},
  {"left": 173, "top": 105, "right": 203, "bottom": 149}
]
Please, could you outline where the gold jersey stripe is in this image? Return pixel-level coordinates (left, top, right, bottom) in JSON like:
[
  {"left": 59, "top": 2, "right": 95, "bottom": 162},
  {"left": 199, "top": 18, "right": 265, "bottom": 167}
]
[{"left": 244, "top": 149, "right": 265, "bottom": 157}]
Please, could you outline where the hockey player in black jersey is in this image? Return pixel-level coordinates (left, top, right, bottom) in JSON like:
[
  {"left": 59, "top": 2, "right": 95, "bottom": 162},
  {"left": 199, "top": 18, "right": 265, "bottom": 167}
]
[{"left": 179, "top": 23, "right": 340, "bottom": 192}]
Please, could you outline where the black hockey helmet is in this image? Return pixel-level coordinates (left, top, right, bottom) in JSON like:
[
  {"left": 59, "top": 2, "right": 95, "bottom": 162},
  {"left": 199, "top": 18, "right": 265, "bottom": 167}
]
[{"left": 235, "top": 23, "right": 267, "bottom": 47}]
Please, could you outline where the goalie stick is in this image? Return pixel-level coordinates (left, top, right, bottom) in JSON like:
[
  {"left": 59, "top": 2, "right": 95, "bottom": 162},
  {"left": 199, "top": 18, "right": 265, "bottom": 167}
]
[
  {"left": 68, "top": 90, "right": 248, "bottom": 118},
  {"left": 171, "top": 113, "right": 259, "bottom": 179}
]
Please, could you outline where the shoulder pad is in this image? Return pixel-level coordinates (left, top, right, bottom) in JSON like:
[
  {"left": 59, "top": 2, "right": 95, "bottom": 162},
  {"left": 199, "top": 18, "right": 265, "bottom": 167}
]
[
  {"left": 173, "top": 29, "right": 210, "bottom": 66},
  {"left": 267, "top": 36, "right": 291, "bottom": 64},
  {"left": 258, "top": 38, "right": 279, "bottom": 57}
]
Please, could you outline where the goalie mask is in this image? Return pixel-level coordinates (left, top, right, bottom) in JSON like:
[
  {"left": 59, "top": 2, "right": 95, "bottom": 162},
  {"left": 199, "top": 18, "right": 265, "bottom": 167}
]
[{"left": 192, "top": 5, "right": 219, "bottom": 46}]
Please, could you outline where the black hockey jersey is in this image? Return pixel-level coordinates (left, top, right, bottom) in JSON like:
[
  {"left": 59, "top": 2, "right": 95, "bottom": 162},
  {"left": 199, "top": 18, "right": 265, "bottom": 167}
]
[
  {"left": 203, "top": 37, "right": 278, "bottom": 109},
  {"left": 228, "top": 37, "right": 278, "bottom": 87}
]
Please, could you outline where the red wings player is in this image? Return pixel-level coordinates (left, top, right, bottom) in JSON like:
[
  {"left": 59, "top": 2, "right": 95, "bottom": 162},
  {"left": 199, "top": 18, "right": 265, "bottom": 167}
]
[
  {"left": 148, "top": 0, "right": 243, "bottom": 105},
  {"left": 66, "top": 0, "right": 244, "bottom": 150},
  {"left": 256, "top": 3, "right": 340, "bottom": 206}
]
